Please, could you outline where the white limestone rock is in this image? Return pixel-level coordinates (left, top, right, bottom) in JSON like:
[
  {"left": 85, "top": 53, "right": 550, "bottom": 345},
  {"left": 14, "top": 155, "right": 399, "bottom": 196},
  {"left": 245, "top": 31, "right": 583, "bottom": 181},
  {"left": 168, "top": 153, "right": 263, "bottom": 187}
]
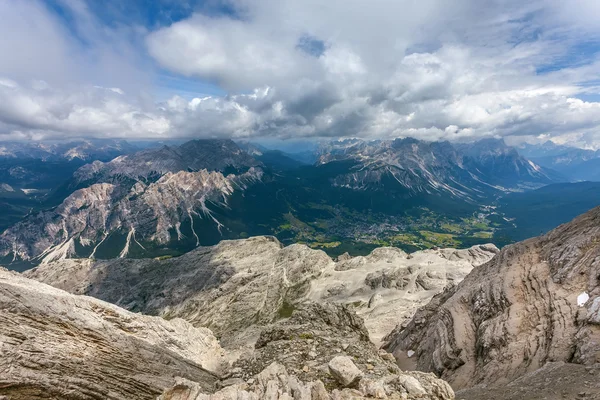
[
  {"left": 0, "top": 267, "right": 224, "bottom": 400},
  {"left": 328, "top": 356, "right": 363, "bottom": 387}
]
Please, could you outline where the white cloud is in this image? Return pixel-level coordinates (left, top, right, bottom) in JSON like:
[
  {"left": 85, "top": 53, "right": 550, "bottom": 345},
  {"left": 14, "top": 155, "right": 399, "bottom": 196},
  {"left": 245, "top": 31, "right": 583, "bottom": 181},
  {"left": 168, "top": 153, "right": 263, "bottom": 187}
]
[
  {"left": 0, "top": 81, "right": 170, "bottom": 140},
  {"left": 142, "top": 0, "right": 600, "bottom": 146},
  {"left": 146, "top": 15, "right": 321, "bottom": 91},
  {"left": 1, "top": 0, "right": 600, "bottom": 147}
]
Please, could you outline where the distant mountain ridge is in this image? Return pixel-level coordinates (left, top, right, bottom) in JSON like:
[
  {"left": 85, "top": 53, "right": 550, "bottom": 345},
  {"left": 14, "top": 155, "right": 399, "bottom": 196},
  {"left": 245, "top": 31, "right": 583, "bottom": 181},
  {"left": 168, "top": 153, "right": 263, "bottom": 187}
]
[
  {"left": 73, "top": 139, "right": 260, "bottom": 185},
  {"left": 0, "top": 139, "right": 144, "bottom": 231},
  {"left": 517, "top": 141, "right": 600, "bottom": 181},
  {"left": 0, "top": 136, "right": 583, "bottom": 268},
  {"left": 0, "top": 139, "right": 138, "bottom": 162},
  {"left": 316, "top": 137, "right": 562, "bottom": 199}
]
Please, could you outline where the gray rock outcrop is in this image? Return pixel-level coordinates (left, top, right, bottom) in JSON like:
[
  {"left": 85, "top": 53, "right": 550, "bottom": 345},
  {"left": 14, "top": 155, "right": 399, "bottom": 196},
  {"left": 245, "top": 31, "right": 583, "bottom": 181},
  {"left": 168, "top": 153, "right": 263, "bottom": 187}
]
[
  {"left": 159, "top": 302, "right": 455, "bottom": 400},
  {"left": 382, "top": 205, "right": 600, "bottom": 389},
  {"left": 160, "top": 362, "right": 454, "bottom": 400},
  {"left": 0, "top": 267, "right": 224, "bottom": 400}
]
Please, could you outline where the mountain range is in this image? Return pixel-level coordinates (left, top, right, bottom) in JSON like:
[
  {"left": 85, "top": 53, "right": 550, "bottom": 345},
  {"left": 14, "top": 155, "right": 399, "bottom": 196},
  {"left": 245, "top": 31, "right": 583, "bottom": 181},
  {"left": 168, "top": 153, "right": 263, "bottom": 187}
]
[
  {"left": 2, "top": 135, "right": 600, "bottom": 398},
  {"left": 0, "top": 139, "right": 138, "bottom": 162},
  {"left": 317, "top": 138, "right": 559, "bottom": 195},
  {"left": 517, "top": 141, "right": 600, "bottom": 181},
  {"left": 1, "top": 137, "right": 600, "bottom": 270}
]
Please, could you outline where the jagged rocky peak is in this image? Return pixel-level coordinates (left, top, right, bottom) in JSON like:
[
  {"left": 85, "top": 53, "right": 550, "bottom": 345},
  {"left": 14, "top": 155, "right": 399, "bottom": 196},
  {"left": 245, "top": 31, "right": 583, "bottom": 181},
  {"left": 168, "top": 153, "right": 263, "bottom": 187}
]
[
  {"left": 382, "top": 205, "right": 600, "bottom": 390},
  {"left": 25, "top": 236, "right": 498, "bottom": 350},
  {"left": 0, "top": 167, "right": 263, "bottom": 264},
  {"left": 0, "top": 267, "right": 225, "bottom": 400},
  {"left": 456, "top": 138, "right": 563, "bottom": 186},
  {"left": 317, "top": 138, "right": 459, "bottom": 166},
  {"left": 73, "top": 138, "right": 261, "bottom": 184},
  {"left": 314, "top": 137, "right": 560, "bottom": 199},
  {"left": 315, "top": 138, "right": 485, "bottom": 199}
]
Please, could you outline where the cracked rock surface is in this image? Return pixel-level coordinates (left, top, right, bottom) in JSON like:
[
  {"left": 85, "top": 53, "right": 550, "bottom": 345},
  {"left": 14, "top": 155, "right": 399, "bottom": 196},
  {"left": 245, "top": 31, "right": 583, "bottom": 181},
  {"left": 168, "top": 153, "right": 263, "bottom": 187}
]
[{"left": 159, "top": 302, "right": 454, "bottom": 400}]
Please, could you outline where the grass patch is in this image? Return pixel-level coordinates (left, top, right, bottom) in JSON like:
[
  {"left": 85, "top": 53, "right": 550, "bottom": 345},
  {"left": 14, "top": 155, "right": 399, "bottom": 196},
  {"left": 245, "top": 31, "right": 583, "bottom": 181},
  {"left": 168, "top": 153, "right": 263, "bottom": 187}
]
[
  {"left": 309, "top": 241, "right": 341, "bottom": 249},
  {"left": 472, "top": 231, "right": 493, "bottom": 239},
  {"left": 440, "top": 223, "right": 463, "bottom": 233},
  {"left": 277, "top": 301, "right": 295, "bottom": 319},
  {"left": 418, "top": 231, "right": 461, "bottom": 247}
]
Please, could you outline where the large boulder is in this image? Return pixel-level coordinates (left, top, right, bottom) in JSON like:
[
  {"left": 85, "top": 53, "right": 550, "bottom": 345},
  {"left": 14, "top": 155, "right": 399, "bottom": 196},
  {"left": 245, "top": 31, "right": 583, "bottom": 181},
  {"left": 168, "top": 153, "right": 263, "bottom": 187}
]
[{"left": 328, "top": 356, "right": 363, "bottom": 387}]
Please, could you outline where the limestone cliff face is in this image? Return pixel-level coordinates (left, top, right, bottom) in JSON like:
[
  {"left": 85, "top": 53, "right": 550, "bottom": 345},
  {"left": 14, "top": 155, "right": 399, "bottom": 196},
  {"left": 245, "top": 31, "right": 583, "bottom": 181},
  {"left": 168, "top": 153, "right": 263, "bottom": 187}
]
[
  {"left": 0, "top": 168, "right": 262, "bottom": 263},
  {"left": 382, "top": 206, "right": 600, "bottom": 389},
  {"left": 25, "top": 236, "right": 497, "bottom": 349},
  {"left": 0, "top": 268, "right": 224, "bottom": 400}
]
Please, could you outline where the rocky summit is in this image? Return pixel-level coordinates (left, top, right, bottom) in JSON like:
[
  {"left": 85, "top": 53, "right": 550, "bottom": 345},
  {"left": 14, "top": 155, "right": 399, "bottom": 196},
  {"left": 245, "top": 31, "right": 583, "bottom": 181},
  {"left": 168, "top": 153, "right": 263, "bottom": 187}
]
[
  {"left": 8, "top": 235, "right": 497, "bottom": 399},
  {"left": 382, "top": 205, "right": 600, "bottom": 392}
]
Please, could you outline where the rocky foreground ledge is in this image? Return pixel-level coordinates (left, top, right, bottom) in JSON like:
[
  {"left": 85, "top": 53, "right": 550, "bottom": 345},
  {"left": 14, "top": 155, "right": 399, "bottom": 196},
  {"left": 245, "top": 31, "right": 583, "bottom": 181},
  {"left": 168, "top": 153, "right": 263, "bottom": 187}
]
[
  {"left": 160, "top": 302, "right": 454, "bottom": 399},
  {"left": 0, "top": 267, "right": 453, "bottom": 399},
  {"left": 4, "top": 236, "right": 498, "bottom": 399},
  {"left": 0, "top": 267, "right": 222, "bottom": 399}
]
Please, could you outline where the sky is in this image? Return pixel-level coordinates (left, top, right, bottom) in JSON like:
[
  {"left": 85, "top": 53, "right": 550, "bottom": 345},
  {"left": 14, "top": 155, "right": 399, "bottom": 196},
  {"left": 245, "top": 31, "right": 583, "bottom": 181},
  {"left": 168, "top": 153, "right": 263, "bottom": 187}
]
[{"left": 1, "top": 0, "right": 600, "bottom": 148}]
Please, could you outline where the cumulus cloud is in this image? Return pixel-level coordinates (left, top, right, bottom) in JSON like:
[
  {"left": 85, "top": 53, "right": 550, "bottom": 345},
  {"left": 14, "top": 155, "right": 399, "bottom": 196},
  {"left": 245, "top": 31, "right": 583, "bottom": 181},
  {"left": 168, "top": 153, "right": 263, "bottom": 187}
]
[
  {"left": 1, "top": 0, "right": 600, "bottom": 147},
  {"left": 0, "top": 80, "right": 170, "bottom": 140}
]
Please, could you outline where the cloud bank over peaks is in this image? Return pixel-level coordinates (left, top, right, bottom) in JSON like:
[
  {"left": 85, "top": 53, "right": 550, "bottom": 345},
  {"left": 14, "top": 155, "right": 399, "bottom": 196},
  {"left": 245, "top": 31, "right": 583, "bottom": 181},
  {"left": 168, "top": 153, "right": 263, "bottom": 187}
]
[{"left": 0, "top": 0, "right": 600, "bottom": 148}]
